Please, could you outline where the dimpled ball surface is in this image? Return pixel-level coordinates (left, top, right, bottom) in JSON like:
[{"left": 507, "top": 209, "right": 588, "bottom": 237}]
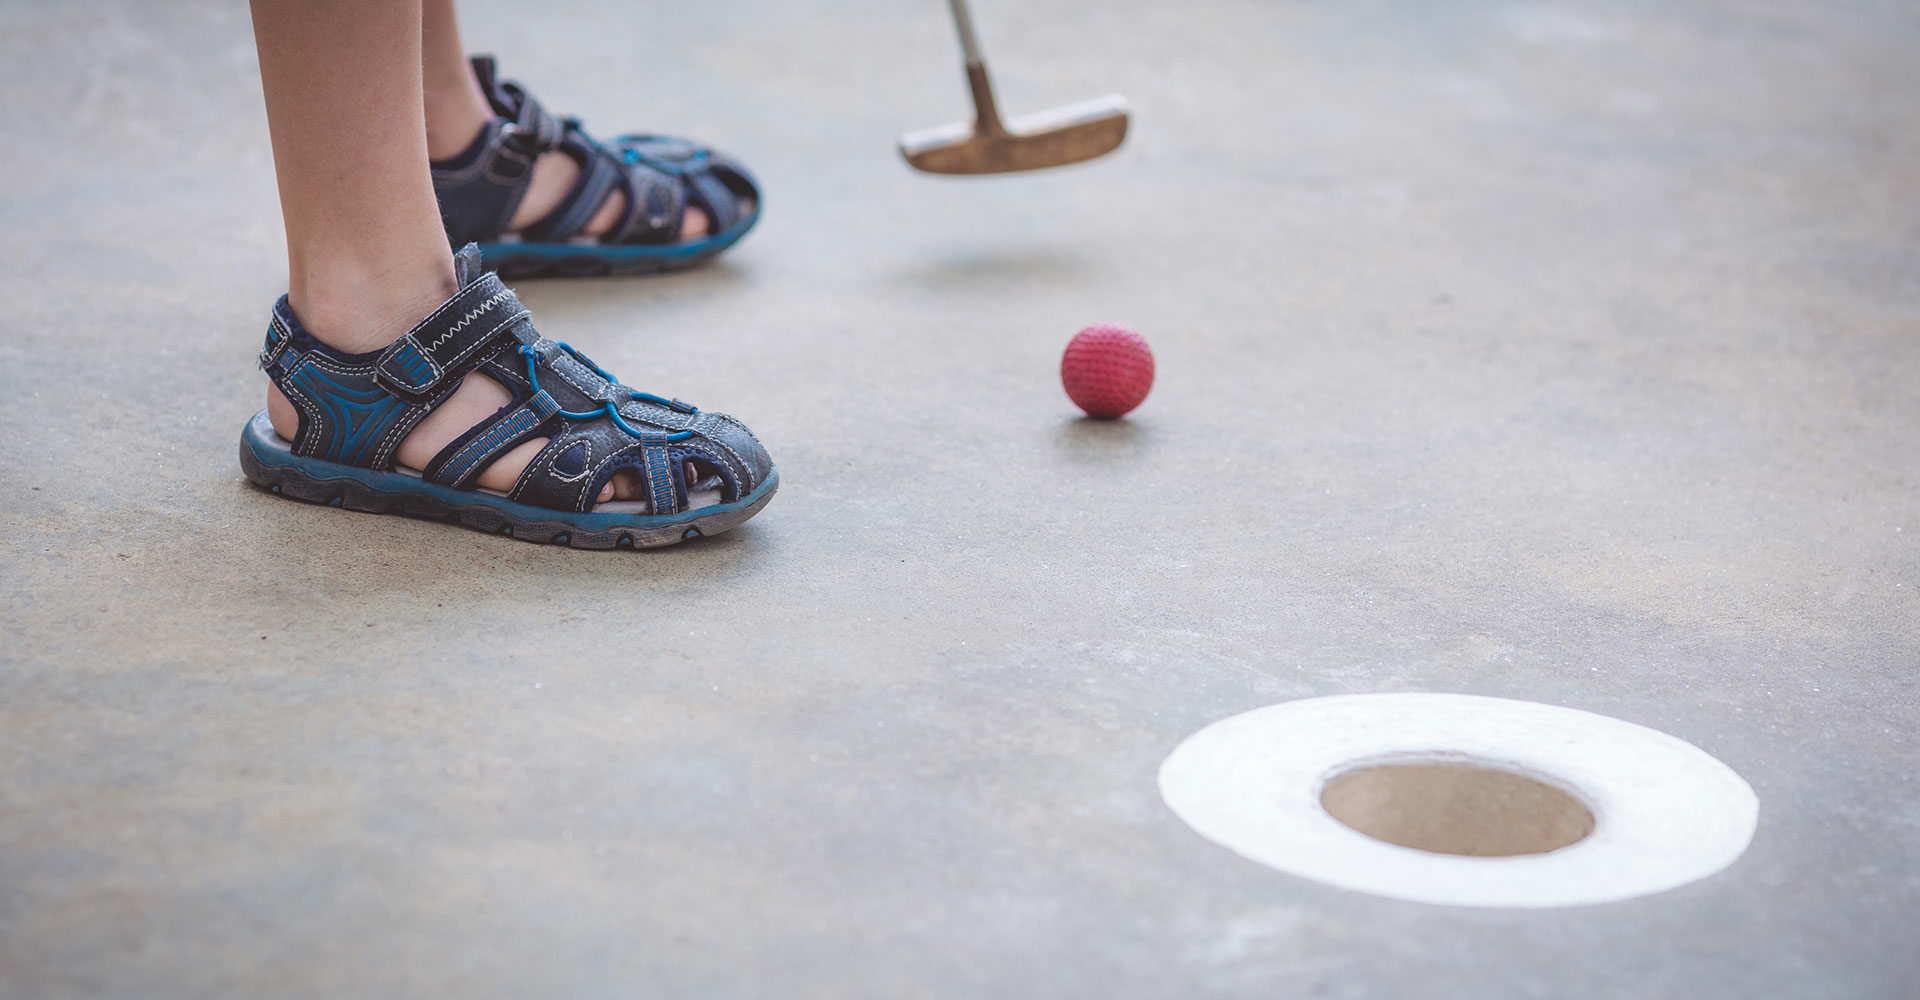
[{"left": 1061, "top": 323, "right": 1155, "bottom": 418}]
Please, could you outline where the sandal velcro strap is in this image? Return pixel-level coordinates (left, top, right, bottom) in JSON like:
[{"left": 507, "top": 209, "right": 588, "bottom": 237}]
[
  {"left": 374, "top": 272, "right": 529, "bottom": 399},
  {"left": 497, "top": 95, "right": 562, "bottom": 157},
  {"left": 472, "top": 56, "right": 562, "bottom": 157}
]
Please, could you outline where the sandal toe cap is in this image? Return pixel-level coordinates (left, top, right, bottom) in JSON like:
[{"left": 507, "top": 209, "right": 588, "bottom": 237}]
[{"left": 688, "top": 412, "right": 775, "bottom": 498}]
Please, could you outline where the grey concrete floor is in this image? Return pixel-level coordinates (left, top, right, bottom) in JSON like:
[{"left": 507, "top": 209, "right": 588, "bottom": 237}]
[{"left": 3, "top": 0, "right": 1917, "bottom": 996}]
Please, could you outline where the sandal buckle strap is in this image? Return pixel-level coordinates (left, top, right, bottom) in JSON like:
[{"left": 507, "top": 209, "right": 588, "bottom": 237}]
[{"left": 374, "top": 273, "right": 529, "bottom": 400}]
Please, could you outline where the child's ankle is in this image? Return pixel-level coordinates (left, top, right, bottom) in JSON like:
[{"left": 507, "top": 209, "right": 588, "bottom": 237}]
[
  {"left": 287, "top": 244, "right": 459, "bottom": 354},
  {"left": 423, "top": 60, "right": 494, "bottom": 161}
]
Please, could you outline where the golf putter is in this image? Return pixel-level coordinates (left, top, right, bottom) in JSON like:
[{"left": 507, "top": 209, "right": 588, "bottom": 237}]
[{"left": 899, "top": 0, "right": 1129, "bottom": 175}]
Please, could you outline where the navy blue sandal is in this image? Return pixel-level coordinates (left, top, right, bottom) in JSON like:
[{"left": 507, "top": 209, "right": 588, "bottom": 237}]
[
  {"left": 239, "top": 245, "right": 778, "bottom": 548},
  {"left": 432, "top": 57, "right": 760, "bottom": 279}
]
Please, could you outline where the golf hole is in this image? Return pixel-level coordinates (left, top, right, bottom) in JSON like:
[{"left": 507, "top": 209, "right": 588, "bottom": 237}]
[
  {"left": 1318, "top": 760, "right": 1595, "bottom": 857},
  {"left": 1159, "top": 694, "right": 1760, "bottom": 907}
]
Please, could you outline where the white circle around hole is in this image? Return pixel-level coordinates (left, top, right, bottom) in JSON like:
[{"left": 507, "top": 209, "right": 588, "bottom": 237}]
[{"left": 1158, "top": 694, "right": 1758, "bottom": 908}]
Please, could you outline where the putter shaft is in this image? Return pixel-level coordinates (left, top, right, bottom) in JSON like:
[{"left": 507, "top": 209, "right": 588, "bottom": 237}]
[{"left": 948, "top": 0, "right": 1005, "bottom": 134}]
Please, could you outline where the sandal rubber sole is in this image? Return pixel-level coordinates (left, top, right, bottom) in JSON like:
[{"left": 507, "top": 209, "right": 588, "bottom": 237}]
[
  {"left": 477, "top": 207, "right": 760, "bottom": 280},
  {"left": 238, "top": 411, "right": 777, "bottom": 549}
]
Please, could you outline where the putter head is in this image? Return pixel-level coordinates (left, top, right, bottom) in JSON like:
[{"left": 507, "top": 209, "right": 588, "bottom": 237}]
[{"left": 899, "top": 94, "right": 1130, "bottom": 175}]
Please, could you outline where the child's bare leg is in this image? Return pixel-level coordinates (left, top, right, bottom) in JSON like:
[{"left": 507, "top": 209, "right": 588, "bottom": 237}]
[{"left": 251, "top": 0, "right": 634, "bottom": 501}]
